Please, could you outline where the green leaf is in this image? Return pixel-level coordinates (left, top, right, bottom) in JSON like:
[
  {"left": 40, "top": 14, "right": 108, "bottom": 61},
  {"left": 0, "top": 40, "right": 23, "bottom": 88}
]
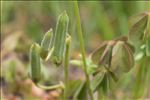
[
  {"left": 128, "top": 12, "right": 149, "bottom": 29},
  {"left": 146, "top": 38, "right": 150, "bottom": 56},
  {"left": 96, "top": 70, "right": 116, "bottom": 96},
  {"left": 99, "top": 44, "right": 113, "bottom": 67},
  {"left": 41, "top": 28, "right": 53, "bottom": 51},
  {"left": 91, "top": 69, "right": 105, "bottom": 92},
  {"left": 101, "top": 73, "right": 110, "bottom": 95},
  {"left": 108, "top": 70, "right": 118, "bottom": 82},
  {"left": 98, "top": 70, "right": 116, "bottom": 95},
  {"left": 111, "top": 41, "right": 134, "bottom": 79},
  {"left": 74, "top": 81, "right": 87, "bottom": 100},
  {"left": 129, "top": 13, "right": 149, "bottom": 46},
  {"left": 90, "top": 42, "right": 107, "bottom": 65},
  {"left": 66, "top": 80, "right": 82, "bottom": 99}
]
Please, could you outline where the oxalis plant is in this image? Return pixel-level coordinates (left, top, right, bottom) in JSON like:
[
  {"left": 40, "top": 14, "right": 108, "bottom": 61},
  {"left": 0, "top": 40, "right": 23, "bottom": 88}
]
[{"left": 29, "top": 1, "right": 150, "bottom": 100}]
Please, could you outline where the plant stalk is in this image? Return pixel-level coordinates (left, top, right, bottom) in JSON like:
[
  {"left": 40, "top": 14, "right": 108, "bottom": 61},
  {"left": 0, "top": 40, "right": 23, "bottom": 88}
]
[
  {"left": 64, "top": 35, "right": 71, "bottom": 99},
  {"left": 74, "top": 1, "right": 94, "bottom": 100}
]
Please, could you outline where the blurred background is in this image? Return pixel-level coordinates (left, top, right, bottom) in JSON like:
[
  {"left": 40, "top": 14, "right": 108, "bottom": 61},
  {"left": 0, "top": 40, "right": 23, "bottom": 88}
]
[{"left": 1, "top": 1, "right": 150, "bottom": 100}]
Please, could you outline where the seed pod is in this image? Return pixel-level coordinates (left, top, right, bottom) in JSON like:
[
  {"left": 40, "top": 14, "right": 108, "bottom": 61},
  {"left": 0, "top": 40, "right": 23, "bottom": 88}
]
[
  {"left": 29, "top": 43, "right": 42, "bottom": 83},
  {"left": 51, "top": 11, "right": 69, "bottom": 65},
  {"left": 40, "top": 29, "right": 53, "bottom": 60}
]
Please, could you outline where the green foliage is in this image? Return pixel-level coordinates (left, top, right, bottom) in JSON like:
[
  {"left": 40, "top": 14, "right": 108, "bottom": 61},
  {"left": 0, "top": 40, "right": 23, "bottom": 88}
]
[{"left": 2, "top": 1, "right": 150, "bottom": 99}]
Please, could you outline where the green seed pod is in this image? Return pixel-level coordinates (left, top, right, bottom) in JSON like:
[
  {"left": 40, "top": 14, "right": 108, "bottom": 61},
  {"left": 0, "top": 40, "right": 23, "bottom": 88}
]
[
  {"left": 29, "top": 43, "right": 42, "bottom": 83},
  {"left": 51, "top": 11, "right": 69, "bottom": 65},
  {"left": 40, "top": 29, "right": 53, "bottom": 60}
]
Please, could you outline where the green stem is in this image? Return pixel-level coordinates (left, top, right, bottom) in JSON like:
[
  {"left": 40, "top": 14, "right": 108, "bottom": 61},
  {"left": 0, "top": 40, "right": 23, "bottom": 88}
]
[
  {"left": 35, "top": 82, "right": 64, "bottom": 90},
  {"left": 64, "top": 35, "right": 71, "bottom": 99},
  {"left": 74, "top": 1, "right": 94, "bottom": 100}
]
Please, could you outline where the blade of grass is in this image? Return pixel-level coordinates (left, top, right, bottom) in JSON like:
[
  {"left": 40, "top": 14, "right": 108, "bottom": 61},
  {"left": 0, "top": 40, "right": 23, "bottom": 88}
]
[{"left": 74, "top": 1, "right": 94, "bottom": 100}]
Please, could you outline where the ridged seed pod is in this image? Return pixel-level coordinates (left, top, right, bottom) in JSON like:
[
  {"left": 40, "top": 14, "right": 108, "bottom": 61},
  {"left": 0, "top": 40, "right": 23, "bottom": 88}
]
[
  {"left": 29, "top": 43, "right": 42, "bottom": 83},
  {"left": 51, "top": 11, "right": 69, "bottom": 65}
]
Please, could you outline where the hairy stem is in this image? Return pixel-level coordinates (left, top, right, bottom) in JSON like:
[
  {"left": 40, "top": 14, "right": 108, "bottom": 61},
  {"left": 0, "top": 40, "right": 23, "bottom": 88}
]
[{"left": 74, "top": 1, "right": 94, "bottom": 100}]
